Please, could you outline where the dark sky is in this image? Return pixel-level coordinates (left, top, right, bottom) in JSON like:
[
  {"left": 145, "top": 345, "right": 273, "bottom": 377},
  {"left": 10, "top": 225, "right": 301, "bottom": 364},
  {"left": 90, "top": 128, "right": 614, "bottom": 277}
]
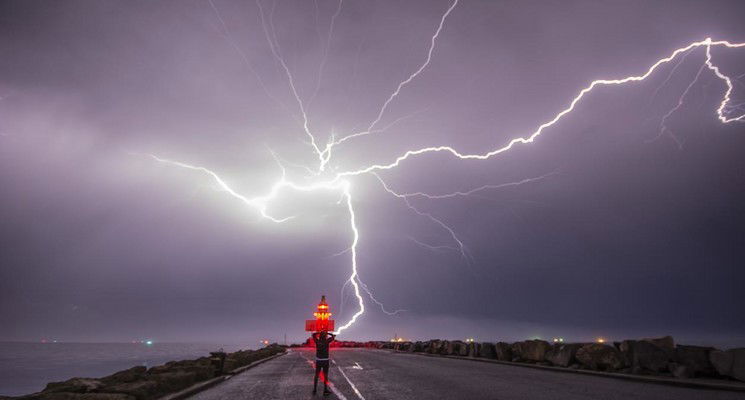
[{"left": 1, "top": 0, "right": 745, "bottom": 347}]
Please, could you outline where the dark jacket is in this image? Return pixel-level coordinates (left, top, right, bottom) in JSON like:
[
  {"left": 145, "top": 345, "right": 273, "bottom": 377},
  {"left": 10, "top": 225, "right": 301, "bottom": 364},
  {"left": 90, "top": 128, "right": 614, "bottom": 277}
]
[{"left": 312, "top": 333, "right": 336, "bottom": 359}]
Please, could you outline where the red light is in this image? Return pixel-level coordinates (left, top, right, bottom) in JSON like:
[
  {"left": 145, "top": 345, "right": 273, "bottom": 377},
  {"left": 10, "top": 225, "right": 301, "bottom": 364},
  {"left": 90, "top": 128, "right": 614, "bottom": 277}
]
[{"left": 306, "top": 295, "right": 335, "bottom": 332}]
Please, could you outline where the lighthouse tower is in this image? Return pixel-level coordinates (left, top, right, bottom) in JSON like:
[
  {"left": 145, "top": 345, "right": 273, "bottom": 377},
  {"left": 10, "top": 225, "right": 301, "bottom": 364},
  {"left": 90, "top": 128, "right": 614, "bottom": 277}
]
[{"left": 305, "top": 295, "right": 335, "bottom": 332}]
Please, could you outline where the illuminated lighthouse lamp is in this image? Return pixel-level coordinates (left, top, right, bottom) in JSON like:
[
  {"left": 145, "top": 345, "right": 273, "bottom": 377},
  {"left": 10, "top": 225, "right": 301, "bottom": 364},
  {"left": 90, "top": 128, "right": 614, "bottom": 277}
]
[{"left": 305, "top": 295, "right": 335, "bottom": 332}]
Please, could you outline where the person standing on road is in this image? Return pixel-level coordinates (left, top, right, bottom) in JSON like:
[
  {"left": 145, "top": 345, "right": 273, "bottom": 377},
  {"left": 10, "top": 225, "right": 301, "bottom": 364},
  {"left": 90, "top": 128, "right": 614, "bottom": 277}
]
[{"left": 312, "top": 330, "right": 336, "bottom": 396}]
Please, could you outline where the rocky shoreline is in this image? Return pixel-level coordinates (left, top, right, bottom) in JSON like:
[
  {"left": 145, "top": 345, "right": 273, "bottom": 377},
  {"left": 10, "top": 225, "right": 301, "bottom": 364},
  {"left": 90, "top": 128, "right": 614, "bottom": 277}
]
[
  {"left": 5, "top": 336, "right": 744, "bottom": 399},
  {"left": 1, "top": 344, "right": 286, "bottom": 400},
  {"left": 313, "top": 336, "right": 745, "bottom": 383}
]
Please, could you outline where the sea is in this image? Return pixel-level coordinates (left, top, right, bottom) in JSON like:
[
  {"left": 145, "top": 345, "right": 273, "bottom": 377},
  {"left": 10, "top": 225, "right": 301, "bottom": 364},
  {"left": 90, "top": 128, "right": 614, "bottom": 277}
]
[{"left": 0, "top": 342, "right": 247, "bottom": 397}]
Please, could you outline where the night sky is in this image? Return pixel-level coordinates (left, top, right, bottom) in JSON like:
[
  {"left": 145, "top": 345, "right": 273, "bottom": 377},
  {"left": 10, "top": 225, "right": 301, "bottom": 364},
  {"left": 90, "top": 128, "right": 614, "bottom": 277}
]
[{"left": 1, "top": 0, "right": 745, "bottom": 347}]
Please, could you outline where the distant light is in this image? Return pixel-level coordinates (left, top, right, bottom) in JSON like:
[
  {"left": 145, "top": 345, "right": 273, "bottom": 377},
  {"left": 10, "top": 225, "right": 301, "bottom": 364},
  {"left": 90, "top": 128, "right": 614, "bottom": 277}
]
[
  {"left": 596, "top": 338, "right": 605, "bottom": 344},
  {"left": 145, "top": 340, "right": 154, "bottom": 346},
  {"left": 552, "top": 337, "right": 564, "bottom": 343}
]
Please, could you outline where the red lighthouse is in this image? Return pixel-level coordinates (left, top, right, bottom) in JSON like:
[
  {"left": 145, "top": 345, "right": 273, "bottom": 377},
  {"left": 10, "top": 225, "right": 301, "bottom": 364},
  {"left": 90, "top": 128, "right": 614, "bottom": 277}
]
[{"left": 305, "top": 295, "right": 335, "bottom": 332}]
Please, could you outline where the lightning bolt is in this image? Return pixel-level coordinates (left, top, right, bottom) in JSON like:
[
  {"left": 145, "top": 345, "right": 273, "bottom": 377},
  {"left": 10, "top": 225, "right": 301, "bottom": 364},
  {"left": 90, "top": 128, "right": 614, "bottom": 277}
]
[
  {"left": 338, "top": 39, "right": 745, "bottom": 177},
  {"left": 145, "top": 0, "right": 745, "bottom": 335},
  {"left": 656, "top": 61, "right": 708, "bottom": 147},
  {"left": 372, "top": 173, "right": 471, "bottom": 263},
  {"left": 323, "top": 0, "right": 460, "bottom": 156}
]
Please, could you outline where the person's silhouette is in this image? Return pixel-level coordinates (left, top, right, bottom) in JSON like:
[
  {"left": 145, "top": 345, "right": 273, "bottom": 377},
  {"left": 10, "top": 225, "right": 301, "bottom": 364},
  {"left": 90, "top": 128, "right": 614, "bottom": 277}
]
[{"left": 312, "top": 331, "right": 336, "bottom": 396}]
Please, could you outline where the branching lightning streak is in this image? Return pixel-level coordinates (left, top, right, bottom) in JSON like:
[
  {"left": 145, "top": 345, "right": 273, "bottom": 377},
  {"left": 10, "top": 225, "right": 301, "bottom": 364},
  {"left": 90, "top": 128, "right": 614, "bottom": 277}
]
[
  {"left": 356, "top": 277, "right": 406, "bottom": 315},
  {"left": 149, "top": 153, "right": 364, "bottom": 334},
  {"left": 704, "top": 41, "right": 745, "bottom": 123},
  {"left": 206, "top": 0, "right": 288, "bottom": 112},
  {"left": 393, "top": 171, "right": 558, "bottom": 200},
  {"left": 148, "top": 154, "right": 293, "bottom": 223},
  {"left": 656, "top": 61, "right": 708, "bottom": 147},
  {"left": 650, "top": 48, "right": 693, "bottom": 105},
  {"left": 256, "top": 0, "right": 326, "bottom": 165},
  {"left": 319, "top": 0, "right": 459, "bottom": 169},
  {"left": 372, "top": 173, "right": 471, "bottom": 263},
  {"left": 335, "top": 182, "right": 364, "bottom": 333},
  {"left": 310, "top": 0, "right": 343, "bottom": 105},
  {"left": 408, "top": 236, "right": 458, "bottom": 252},
  {"left": 338, "top": 39, "right": 745, "bottom": 178},
  {"left": 149, "top": 1, "right": 745, "bottom": 336}
]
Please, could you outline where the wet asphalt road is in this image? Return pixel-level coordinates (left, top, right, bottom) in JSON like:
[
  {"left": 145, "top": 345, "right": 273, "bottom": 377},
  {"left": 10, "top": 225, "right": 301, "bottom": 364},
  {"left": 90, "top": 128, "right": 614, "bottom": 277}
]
[{"left": 189, "top": 348, "right": 744, "bottom": 400}]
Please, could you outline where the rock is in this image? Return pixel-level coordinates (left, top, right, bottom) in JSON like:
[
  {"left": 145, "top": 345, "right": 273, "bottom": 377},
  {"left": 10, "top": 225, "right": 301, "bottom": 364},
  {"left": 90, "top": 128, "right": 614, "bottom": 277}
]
[
  {"left": 101, "top": 367, "right": 147, "bottom": 384},
  {"left": 467, "top": 342, "right": 480, "bottom": 358},
  {"left": 453, "top": 341, "right": 467, "bottom": 356},
  {"left": 43, "top": 379, "right": 104, "bottom": 394},
  {"left": 34, "top": 394, "right": 136, "bottom": 400},
  {"left": 511, "top": 340, "right": 550, "bottom": 362},
  {"left": 413, "top": 341, "right": 425, "bottom": 352},
  {"left": 669, "top": 363, "right": 694, "bottom": 379},
  {"left": 494, "top": 342, "right": 512, "bottom": 361},
  {"left": 546, "top": 343, "right": 583, "bottom": 367},
  {"left": 633, "top": 340, "right": 672, "bottom": 373},
  {"left": 426, "top": 340, "right": 442, "bottom": 354},
  {"left": 148, "top": 371, "right": 199, "bottom": 394},
  {"left": 575, "top": 344, "right": 623, "bottom": 371},
  {"left": 104, "top": 380, "right": 159, "bottom": 399},
  {"left": 710, "top": 350, "right": 734, "bottom": 376},
  {"left": 439, "top": 341, "right": 452, "bottom": 355},
  {"left": 732, "top": 348, "right": 745, "bottom": 382},
  {"left": 478, "top": 342, "right": 496, "bottom": 358},
  {"left": 222, "top": 357, "right": 239, "bottom": 372},
  {"left": 424, "top": 340, "right": 439, "bottom": 354},
  {"left": 641, "top": 336, "right": 675, "bottom": 352},
  {"left": 618, "top": 340, "right": 636, "bottom": 368},
  {"left": 675, "top": 345, "right": 715, "bottom": 377},
  {"left": 710, "top": 348, "right": 745, "bottom": 382}
]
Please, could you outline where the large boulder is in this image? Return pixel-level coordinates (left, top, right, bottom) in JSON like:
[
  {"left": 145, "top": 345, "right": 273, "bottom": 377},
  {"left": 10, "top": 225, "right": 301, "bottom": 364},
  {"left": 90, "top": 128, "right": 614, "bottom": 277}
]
[
  {"left": 104, "top": 380, "right": 159, "bottom": 399},
  {"left": 147, "top": 371, "right": 199, "bottom": 395},
  {"left": 618, "top": 340, "right": 636, "bottom": 367},
  {"left": 632, "top": 340, "right": 672, "bottom": 373},
  {"left": 452, "top": 341, "right": 467, "bottom": 356},
  {"left": 43, "top": 379, "right": 103, "bottom": 394},
  {"left": 467, "top": 342, "right": 481, "bottom": 358},
  {"left": 494, "top": 342, "right": 512, "bottom": 361},
  {"left": 710, "top": 348, "right": 745, "bottom": 382},
  {"left": 731, "top": 349, "right": 745, "bottom": 382},
  {"left": 33, "top": 394, "right": 135, "bottom": 400},
  {"left": 479, "top": 342, "right": 496, "bottom": 359},
  {"left": 413, "top": 341, "right": 425, "bottom": 352},
  {"left": 511, "top": 340, "right": 550, "bottom": 362},
  {"left": 439, "top": 341, "right": 453, "bottom": 355},
  {"left": 675, "top": 345, "right": 716, "bottom": 377},
  {"left": 710, "top": 350, "right": 734, "bottom": 376},
  {"left": 668, "top": 363, "right": 694, "bottom": 379},
  {"left": 425, "top": 340, "right": 443, "bottom": 354},
  {"left": 546, "top": 343, "right": 583, "bottom": 367},
  {"left": 575, "top": 344, "right": 623, "bottom": 371},
  {"left": 642, "top": 336, "right": 675, "bottom": 352},
  {"left": 101, "top": 367, "right": 147, "bottom": 385}
]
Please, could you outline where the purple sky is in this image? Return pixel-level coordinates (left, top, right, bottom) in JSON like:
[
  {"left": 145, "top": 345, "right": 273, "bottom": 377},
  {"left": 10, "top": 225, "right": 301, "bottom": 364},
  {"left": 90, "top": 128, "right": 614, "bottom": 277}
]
[{"left": 1, "top": 0, "right": 745, "bottom": 347}]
